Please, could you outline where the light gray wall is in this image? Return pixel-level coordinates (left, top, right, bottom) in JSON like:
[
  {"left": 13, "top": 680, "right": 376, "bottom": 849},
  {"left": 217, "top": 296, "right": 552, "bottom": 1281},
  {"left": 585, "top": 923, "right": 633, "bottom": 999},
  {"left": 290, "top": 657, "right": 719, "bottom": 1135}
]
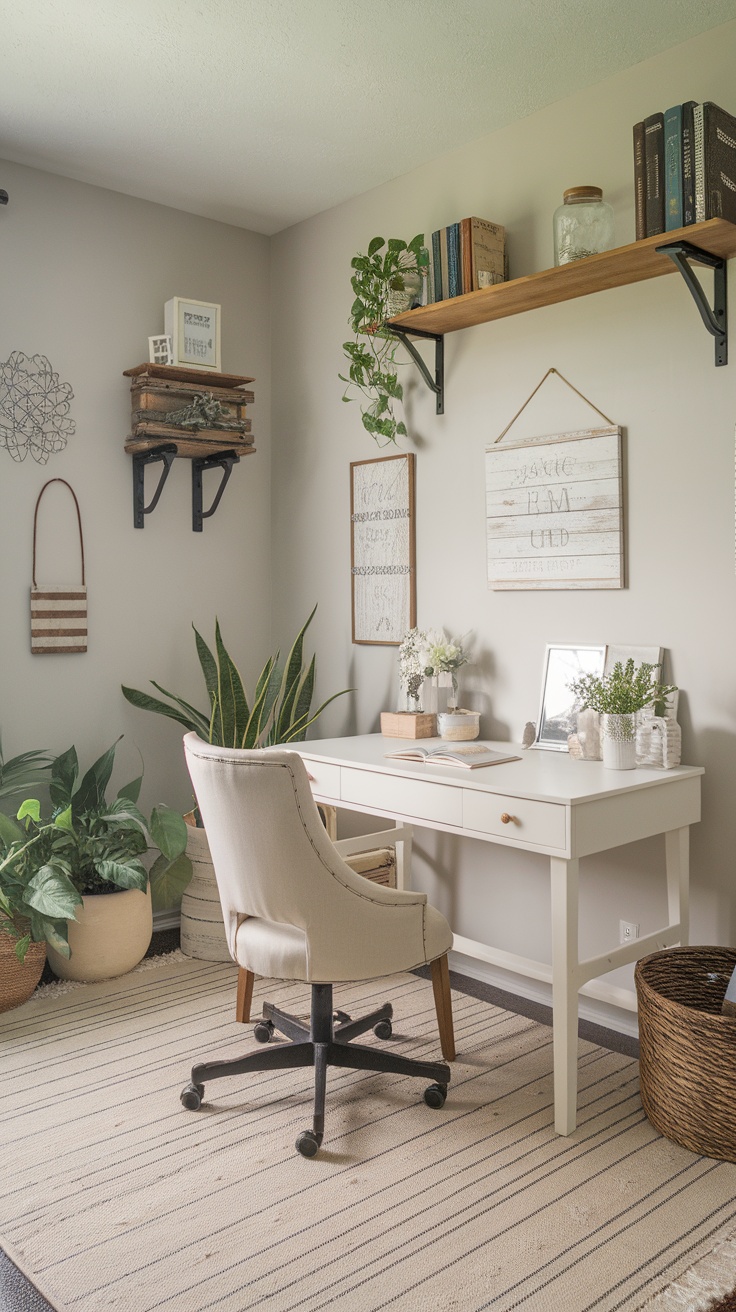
[
  {"left": 0, "top": 161, "right": 271, "bottom": 816},
  {"left": 270, "top": 22, "right": 736, "bottom": 1028}
]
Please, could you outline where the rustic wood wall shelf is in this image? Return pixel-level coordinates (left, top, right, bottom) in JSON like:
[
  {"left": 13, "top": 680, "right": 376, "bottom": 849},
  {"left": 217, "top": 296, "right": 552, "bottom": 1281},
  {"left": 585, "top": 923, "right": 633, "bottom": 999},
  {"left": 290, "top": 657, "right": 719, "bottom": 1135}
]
[
  {"left": 123, "top": 363, "right": 255, "bottom": 530},
  {"left": 386, "top": 218, "right": 736, "bottom": 393}
]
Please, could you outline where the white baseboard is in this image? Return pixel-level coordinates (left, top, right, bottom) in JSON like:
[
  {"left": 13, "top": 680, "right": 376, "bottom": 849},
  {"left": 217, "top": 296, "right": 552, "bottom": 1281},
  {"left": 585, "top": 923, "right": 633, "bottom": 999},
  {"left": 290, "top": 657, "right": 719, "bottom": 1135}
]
[
  {"left": 153, "top": 908, "right": 181, "bottom": 933},
  {"left": 449, "top": 950, "right": 640, "bottom": 1040}
]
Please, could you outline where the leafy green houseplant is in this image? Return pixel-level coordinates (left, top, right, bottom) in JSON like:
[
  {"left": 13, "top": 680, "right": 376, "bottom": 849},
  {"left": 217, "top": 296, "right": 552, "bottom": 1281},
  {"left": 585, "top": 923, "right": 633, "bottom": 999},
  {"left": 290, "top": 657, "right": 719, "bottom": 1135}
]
[
  {"left": 0, "top": 733, "right": 52, "bottom": 809},
  {"left": 0, "top": 738, "right": 191, "bottom": 965},
  {"left": 568, "top": 660, "right": 677, "bottom": 718},
  {"left": 341, "top": 234, "right": 428, "bottom": 445},
  {"left": 568, "top": 660, "right": 678, "bottom": 771},
  {"left": 122, "top": 606, "right": 349, "bottom": 754}
]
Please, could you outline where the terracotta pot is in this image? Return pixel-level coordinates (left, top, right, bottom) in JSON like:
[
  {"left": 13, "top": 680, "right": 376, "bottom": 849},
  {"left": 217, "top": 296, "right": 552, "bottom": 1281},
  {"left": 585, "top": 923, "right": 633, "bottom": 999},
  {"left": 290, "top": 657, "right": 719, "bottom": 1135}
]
[
  {"left": 47, "top": 884, "right": 152, "bottom": 982},
  {"left": 0, "top": 926, "right": 46, "bottom": 1013}
]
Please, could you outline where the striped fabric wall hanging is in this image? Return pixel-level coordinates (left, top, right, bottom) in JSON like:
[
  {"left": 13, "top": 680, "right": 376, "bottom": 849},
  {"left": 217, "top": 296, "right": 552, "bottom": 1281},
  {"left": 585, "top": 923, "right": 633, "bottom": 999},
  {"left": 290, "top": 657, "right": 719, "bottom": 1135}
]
[{"left": 30, "top": 479, "right": 87, "bottom": 654}]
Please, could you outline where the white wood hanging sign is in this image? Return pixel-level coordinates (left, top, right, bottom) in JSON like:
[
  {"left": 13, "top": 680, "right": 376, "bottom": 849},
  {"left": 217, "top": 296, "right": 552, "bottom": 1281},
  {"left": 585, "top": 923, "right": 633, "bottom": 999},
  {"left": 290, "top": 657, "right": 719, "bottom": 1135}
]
[{"left": 485, "top": 425, "right": 624, "bottom": 590}]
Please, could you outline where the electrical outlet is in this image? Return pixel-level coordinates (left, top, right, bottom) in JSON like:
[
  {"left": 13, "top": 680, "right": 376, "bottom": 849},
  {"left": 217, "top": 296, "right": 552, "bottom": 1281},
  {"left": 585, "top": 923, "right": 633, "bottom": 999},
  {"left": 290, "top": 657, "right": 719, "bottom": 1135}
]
[{"left": 620, "top": 919, "right": 640, "bottom": 944}]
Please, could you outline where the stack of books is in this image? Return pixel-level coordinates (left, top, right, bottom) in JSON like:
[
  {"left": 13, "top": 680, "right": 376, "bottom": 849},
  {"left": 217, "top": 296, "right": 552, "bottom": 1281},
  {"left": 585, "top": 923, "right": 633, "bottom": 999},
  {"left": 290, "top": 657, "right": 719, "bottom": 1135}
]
[
  {"left": 633, "top": 101, "right": 736, "bottom": 240},
  {"left": 426, "top": 218, "right": 506, "bottom": 303}
]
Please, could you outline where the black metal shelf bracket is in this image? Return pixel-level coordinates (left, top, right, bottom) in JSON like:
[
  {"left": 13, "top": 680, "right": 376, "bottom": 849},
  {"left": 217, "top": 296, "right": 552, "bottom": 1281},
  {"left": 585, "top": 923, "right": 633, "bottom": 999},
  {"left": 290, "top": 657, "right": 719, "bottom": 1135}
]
[
  {"left": 390, "top": 325, "right": 445, "bottom": 414},
  {"left": 132, "top": 444, "right": 177, "bottom": 528},
  {"left": 192, "top": 451, "right": 239, "bottom": 532},
  {"left": 656, "top": 239, "right": 728, "bottom": 366}
]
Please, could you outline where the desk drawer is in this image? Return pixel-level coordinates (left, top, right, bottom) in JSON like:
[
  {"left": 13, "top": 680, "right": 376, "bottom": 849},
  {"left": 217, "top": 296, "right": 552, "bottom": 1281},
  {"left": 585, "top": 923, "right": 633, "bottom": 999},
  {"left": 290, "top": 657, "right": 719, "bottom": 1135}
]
[
  {"left": 303, "top": 759, "right": 341, "bottom": 800},
  {"left": 463, "top": 790, "right": 567, "bottom": 850},
  {"left": 341, "top": 766, "right": 463, "bottom": 827}
]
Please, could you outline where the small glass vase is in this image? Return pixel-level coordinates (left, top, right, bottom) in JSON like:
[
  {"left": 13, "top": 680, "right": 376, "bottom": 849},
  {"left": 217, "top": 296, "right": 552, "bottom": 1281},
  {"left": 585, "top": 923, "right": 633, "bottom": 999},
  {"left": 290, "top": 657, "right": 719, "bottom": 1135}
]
[
  {"left": 600, "top": 713, "right": 637, "bottom": 770},
  {"left": 399, "top": 687, "right": 424, "bottom": 714}
]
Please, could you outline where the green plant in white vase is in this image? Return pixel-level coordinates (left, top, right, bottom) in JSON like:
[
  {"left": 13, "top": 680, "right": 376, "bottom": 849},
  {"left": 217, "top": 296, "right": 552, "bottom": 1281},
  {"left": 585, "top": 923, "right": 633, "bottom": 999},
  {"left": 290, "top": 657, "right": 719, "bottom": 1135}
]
[
  {"left": 568, "top": 660, "right": 677, "bottom": 771},
  {"left": 340, "top": 234, "right": 428, "bottom": 445}
]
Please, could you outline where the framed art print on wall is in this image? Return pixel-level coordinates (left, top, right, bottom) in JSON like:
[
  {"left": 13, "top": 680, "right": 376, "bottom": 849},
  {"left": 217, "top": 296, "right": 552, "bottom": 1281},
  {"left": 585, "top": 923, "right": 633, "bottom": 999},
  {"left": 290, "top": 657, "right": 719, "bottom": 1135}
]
[
  {"left": 164, "top": 297, "right": 221, "bottom": 372},
  {"left": 485, "top": 425, "right": 624, "bottom": 590},
  {"left": 350, "top": 452, "right": 416, "bottom": 645}
]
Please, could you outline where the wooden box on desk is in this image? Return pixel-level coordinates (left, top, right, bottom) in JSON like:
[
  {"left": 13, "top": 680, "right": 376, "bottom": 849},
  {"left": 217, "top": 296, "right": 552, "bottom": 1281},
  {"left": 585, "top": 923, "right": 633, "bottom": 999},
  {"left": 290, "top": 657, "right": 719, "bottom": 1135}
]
[{"left": 380, "top": 711, "right": 437, "bottom": 739}]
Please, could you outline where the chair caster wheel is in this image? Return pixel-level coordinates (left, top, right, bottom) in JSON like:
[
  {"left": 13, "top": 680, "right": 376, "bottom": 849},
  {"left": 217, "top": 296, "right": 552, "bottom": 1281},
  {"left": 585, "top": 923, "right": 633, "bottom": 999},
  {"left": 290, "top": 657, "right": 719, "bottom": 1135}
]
[
  {"left": 295, "top": 1130, "right": 320, "bottom": 1158},
  {"left": 373, "top": 1019, "right": 393, "bottom": 1040},
  {"left": 424, "top": 1083, "right": 447, "bottom": 1109},
  {"left": 254, "top": 1019, "right": 275, "bottom": 1043},
  {"left": 333, "top": 1009, "right": 351, "bottom": 1024},
  {"left": 180, "top": 1082, "right": 204, "bottom": 1110}
]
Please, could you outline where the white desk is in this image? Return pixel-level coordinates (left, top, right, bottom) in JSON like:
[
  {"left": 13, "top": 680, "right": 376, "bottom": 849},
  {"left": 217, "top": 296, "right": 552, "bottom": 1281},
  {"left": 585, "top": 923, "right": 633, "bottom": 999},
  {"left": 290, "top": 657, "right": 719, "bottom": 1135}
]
[{"left": 293, "top": 734, "right": 703, "bottom": 1135}]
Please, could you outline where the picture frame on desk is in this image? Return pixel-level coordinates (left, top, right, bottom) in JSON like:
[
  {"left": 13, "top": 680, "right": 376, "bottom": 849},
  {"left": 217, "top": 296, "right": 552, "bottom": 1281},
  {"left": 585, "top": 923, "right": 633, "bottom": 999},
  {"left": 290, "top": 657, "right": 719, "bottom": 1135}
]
[
  {"left": 164, "top": 297, "right": 221, "bottom": 372},
  {"left": 533, "top": 643, "right": 606, "bottom": 751}
]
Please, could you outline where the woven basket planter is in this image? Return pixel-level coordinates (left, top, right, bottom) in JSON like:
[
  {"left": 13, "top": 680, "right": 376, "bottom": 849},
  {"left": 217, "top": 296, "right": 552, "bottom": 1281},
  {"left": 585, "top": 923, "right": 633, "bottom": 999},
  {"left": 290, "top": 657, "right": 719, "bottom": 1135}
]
[
  {"left": 0, "top": 930, "right": 46, "bottom": 1013},
  {"left": 635, "top": 946, "right": 736, "bottom": 1162}
]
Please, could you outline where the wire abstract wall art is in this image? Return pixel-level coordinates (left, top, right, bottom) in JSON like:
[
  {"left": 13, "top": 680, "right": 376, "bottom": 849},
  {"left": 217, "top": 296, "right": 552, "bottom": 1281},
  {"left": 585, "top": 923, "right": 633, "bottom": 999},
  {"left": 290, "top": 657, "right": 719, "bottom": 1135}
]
[{"left": 0, "top": 351, "right": 75, "bottom": 463}]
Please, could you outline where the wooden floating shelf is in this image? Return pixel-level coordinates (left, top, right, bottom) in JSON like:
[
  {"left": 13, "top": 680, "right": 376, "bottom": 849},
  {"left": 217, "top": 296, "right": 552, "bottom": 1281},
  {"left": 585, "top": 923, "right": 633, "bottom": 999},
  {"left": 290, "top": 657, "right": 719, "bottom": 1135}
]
[{"left": 387, "top": 218, "right": 736, "bottom": 336}]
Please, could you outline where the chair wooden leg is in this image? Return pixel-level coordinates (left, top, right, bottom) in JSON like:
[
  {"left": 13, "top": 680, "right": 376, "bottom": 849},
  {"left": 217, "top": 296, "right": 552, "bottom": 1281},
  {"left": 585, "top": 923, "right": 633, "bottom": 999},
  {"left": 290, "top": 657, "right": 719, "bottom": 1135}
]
[
  {"left": 430, "top": 954, "right": 456, "bottom": 1062},
  {"left": 236, "top": 967, "right": 254, "bottom": 1023}
]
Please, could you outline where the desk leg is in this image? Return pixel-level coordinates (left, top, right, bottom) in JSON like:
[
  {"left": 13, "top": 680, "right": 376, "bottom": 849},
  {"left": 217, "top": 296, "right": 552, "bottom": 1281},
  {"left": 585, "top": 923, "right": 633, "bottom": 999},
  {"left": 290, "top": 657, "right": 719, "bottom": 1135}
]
[
  {"left": 665, "top": 827, "right": 690, "bottom": 945},
  {"left": 550, "top": 856, "right": 580, "bottom": 1136},
  {"left": 395, "top": 825, "right": 413, "bottom": 891}
]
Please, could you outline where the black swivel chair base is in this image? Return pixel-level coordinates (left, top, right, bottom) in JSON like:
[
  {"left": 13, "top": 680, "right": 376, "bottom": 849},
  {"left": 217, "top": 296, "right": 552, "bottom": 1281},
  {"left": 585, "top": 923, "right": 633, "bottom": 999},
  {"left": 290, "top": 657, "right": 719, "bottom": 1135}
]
[{"left": 181, "top": 982, "right": 451, "bottom": 1157}]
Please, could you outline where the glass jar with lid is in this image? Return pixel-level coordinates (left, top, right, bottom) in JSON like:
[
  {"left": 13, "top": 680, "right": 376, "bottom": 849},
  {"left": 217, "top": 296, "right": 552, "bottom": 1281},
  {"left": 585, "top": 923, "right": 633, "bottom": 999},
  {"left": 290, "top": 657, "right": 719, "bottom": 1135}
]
[{"left": 553, "top": 186, "right": 614, "bottom": 265}]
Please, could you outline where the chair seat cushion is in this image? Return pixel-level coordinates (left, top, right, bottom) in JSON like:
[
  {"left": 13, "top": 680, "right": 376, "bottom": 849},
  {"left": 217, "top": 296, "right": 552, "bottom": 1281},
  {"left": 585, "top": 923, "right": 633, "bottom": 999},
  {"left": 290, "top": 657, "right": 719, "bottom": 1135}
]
[{"left": 234, "top": 902, "right": 453, "bottom": 984}]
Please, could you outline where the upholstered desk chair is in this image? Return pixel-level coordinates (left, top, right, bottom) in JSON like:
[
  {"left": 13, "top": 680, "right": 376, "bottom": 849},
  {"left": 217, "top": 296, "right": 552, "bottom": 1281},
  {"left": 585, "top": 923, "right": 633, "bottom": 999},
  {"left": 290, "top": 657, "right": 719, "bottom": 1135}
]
[{"left": 182, "top": 734, "right": 455, "bottom": 1157}]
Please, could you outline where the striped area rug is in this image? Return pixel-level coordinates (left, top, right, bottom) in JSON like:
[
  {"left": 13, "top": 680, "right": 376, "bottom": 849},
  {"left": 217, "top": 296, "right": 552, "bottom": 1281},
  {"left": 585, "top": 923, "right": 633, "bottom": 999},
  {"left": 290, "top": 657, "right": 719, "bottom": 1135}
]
[{"left": 2, "top": 957, "right": 736, "bottom": 1312}]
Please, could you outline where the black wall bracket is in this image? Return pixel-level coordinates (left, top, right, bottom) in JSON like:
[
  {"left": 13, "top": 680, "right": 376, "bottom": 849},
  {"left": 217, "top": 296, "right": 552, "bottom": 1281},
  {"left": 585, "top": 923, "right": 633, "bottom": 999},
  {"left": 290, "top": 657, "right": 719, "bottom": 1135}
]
[
  {"left": 390, "top": 325, "right": 445, "bottom": 414},
  {"left": 132, "top": 444, "right": 177, "bottom": 528},
  {"left": 656, "top": 239, "right": 728, "bottom": 366},
  {"left": 192, "top": 451, "right": 239, "bottom": 532}
]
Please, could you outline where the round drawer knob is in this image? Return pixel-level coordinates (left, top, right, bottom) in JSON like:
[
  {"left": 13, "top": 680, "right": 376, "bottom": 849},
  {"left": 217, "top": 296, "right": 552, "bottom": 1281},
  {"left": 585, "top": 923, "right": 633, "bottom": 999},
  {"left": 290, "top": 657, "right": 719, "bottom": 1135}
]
[{"left": 500, "top": 812, "right": 517, "bottom": 825}]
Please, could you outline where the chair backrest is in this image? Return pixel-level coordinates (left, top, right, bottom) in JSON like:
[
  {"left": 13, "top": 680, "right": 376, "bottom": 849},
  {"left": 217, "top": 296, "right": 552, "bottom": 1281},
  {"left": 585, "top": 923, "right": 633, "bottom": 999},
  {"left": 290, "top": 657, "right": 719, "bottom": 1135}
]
[{"left": 183, "top": 734, "right": 427, "bottom": 977}]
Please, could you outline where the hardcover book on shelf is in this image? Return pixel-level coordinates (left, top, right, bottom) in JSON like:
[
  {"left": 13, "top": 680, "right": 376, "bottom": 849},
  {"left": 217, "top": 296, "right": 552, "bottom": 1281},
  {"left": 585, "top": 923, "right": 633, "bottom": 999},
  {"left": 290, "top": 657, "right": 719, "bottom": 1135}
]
[
  {"left": 459, "top": 217, "right": 506, "bottom": 291},
  {"left": 633, "top": 121, "right": 646, "bottom": 239},
  {"left": 431, "top": 229, "right": 443, "bottom": 303},
  {"left": 693, "top": 101, "right": 736, "bottom": 224},
  {"left": 447, "top": 222, "right": 461, "bottom": 297},
  {"left": 644, "top": 111, "right": 665, "bottom": 236},
  {"left": 681, "top": 100, "right": 697, "bottom": 225},
  {"left": 664, "top": 103, "right": 683, "bottom": 230},
  {"left": 384, "top": 743, "right": 521, "bottom": 769}
]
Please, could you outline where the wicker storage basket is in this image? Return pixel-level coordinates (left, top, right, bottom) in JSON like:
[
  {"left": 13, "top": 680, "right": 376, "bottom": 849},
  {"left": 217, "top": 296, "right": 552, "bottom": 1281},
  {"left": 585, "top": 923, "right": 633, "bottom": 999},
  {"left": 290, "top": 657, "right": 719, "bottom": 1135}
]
[
  {"left": 635, "top": 946, "right": 736, "bottom": 1162},
  {"left": 0, "top": 930, "right": 46, "bottom": 1013}
]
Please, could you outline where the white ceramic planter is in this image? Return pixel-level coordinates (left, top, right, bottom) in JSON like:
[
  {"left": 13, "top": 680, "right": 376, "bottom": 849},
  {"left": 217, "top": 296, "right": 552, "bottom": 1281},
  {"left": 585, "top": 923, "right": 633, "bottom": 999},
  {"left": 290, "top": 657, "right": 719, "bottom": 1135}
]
[
  {"left": 601, "top": 713, "right": 637, "bottom": 770},
  {"left": 47, "top": 884, "right": 152, "bottom": 982}
]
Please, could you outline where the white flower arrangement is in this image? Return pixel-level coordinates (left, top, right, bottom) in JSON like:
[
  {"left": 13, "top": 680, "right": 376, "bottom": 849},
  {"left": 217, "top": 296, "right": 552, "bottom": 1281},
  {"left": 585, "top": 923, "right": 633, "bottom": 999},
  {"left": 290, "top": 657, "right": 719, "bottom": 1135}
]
[
  {"left": 398, "top": 627, "right": 427, "bottom": 705},
  {"left": 398, "top": 627, "right": 470, "bottom": 710},
  {"left": 421, "top": 628, "right": 469, "bottom": 705}
]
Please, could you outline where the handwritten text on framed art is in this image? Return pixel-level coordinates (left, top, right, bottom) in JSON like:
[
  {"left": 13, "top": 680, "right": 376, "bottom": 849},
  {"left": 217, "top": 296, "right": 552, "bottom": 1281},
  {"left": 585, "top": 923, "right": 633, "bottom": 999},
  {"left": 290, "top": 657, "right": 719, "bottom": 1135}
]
[
  {"left": 485, "top": 426, "right": 624, "bottom": 590},
  {"left": 351, "top": 452, "right": 416, "bottom": 644}
]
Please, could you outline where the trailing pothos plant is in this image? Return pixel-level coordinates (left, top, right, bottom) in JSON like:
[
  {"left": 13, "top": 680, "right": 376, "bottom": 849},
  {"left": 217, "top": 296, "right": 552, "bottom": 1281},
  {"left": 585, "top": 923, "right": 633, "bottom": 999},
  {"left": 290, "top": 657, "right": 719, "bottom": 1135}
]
[
  {"left": 122, "top": 605, "right": 350, "bottom": 756},
  {"left": 340, "top": 234, "right": 427, "bottom": 445},
  {"left": 0, "top": 738, "right": 192, "bottom": 961}
]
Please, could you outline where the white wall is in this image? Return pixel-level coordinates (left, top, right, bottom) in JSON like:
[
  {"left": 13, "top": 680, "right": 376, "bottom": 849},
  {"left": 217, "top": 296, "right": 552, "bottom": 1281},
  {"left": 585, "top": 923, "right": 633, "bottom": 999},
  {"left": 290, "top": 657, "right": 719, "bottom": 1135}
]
[
  {"left": 270, "top": 22, "right": 736, "bottom": 1028},
  {"left": 0, "top": 161, "right": 271, "bottom": 817}
]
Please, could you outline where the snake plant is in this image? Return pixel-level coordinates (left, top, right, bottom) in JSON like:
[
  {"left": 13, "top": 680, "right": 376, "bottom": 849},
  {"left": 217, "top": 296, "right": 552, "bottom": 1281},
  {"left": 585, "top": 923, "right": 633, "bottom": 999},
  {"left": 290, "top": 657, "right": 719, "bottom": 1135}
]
[{"left": 122, "top": 606, "right": 349, "bottom": 750}]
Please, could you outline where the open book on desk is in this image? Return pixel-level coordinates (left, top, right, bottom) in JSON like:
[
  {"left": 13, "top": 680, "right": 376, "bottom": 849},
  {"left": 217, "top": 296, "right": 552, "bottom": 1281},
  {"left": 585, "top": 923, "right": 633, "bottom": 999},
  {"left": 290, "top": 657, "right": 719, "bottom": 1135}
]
[{"left": 384, "top": 743, "right": 521, "bottom": 769}]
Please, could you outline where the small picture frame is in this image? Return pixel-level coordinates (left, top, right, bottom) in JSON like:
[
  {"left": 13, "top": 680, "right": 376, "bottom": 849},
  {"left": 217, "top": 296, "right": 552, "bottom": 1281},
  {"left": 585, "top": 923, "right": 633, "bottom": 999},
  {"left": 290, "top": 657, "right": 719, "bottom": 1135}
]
[
  {"left": 533, "top": 644, "right": 606, "bottom": 751},
  {"left": 148, "top": 334, "right": 173, "bottom": 366},
  {"left": 164, "top": 297, "right": 221, "bottom": 372}
]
